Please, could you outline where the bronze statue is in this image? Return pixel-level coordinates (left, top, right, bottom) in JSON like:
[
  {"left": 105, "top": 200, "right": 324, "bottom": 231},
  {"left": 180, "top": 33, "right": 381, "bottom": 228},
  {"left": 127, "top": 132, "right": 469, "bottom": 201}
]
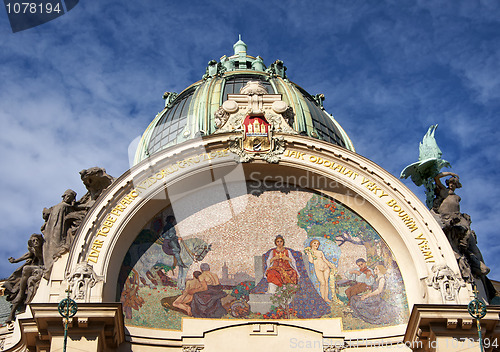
[
  {"left": 401, "top": 126, "right": 496, "bottom": 301},
  {"left": 400, "top": 125, "right": 451, "bottom": 208},
  {"left": 4, "top": 234, "right": 45, "bottom": 322}
]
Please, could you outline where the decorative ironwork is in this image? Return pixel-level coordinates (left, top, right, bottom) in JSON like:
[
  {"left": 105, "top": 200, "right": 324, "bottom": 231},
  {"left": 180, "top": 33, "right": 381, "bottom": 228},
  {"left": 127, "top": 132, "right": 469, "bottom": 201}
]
[
  {"left": 58, "top": 289, "right": 78, "bottom": 352},
  {"left": 58, "top": 297, "right": 78, "bottom": 318},
  {"left": 468, "top": 299, "right": 487, "bottom": 320},
  {"left": 468, "top": 284, "right": 486, "bottom": 352}
]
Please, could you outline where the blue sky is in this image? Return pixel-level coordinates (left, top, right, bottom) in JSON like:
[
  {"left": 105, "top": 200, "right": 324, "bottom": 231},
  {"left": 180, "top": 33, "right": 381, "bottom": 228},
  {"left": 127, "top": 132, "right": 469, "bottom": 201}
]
[{"left": 0, "top": 1, "right": 499, "bottom": 280}]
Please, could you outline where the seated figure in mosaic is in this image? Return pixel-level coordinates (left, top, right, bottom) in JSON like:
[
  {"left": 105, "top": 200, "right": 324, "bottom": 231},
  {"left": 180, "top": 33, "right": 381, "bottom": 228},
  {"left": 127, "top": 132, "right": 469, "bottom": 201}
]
[
  {"left": 252, "top": 235, "right": 331, "bottom": 319},
  {"left": 191, "top": 263, "right": 228, "bottom": 318},
  {"left": 265, "top": 235, "right": 299, "bottom": 294},
  {"left": 349, "top": 265, "right": 397, "bottom": 325},
  {"left": 344, "top": 258, "right": 375, "bottom": 304},
  {"left": 173, "top": 271, "right": 203, "bottom": 316}
]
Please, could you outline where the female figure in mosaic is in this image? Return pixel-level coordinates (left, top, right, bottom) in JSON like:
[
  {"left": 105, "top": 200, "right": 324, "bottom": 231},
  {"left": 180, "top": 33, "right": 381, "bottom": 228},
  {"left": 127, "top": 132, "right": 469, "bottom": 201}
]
[
  {"left": 251, "top": 235, "right": 331, "bottom": 318},
  {"left": 305, "top": 239, "right": 340, "bottom": 303},
  {"left": 265, "top": 235, "right": 299, "bottom": 294},
  {"left": 349, "top": 265, "right": 396, "bottom": 325}
]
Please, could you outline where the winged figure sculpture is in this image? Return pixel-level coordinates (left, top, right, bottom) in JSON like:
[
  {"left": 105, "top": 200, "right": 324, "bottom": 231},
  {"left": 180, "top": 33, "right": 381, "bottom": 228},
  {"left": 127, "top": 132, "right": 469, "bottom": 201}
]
[{"left": 400, "top": 125, "right": 451, "bottom": 208}]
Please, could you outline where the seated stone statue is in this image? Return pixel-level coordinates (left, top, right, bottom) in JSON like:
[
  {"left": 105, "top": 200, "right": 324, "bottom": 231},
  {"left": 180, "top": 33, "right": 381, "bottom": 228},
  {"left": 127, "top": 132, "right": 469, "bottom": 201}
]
[{"left": 4, "top": 234, "right": 45, "bottom": 322}]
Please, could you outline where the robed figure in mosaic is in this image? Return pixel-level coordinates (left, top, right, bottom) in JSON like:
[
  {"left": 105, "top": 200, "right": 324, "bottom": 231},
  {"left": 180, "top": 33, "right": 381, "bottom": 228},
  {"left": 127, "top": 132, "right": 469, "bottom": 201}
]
[{"left": 252, "top": 235, "right": 330, "bottom": 319}]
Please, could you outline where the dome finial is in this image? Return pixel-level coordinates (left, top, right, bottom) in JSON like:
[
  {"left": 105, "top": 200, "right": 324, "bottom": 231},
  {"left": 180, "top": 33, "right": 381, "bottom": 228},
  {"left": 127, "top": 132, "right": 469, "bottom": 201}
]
[{"left": 233, "top": 34, "right": 247, "bottom": 55}]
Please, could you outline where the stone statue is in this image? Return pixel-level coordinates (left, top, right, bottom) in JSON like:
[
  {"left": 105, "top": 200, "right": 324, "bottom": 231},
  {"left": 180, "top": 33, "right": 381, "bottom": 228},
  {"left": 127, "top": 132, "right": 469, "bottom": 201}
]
[
  {"left": 3, "top": 167, "right": 114, "bottom": 320},
  {"left": 41, "top": 189, "right": 78, "bottom": 275},
  {"left": 4, "top": 234, "right": 45, "bottom": 322},
  {"left": 42, "top": 167, "right": 114, "bottom": 277},
  {"left": 65, "top": 167, "right": 114, "bottom": 244},
  {"left": 79, "top": 167, "right": 114, "bottom": 205},
  {"left": 400, "top": 125, "right": 451, "bottom": 208},
  {"left": 214, "top": 106, "right": 230, "bottom": 129},
  {"left": 281, "top": 106, "right": 295, "bottom": 127}
]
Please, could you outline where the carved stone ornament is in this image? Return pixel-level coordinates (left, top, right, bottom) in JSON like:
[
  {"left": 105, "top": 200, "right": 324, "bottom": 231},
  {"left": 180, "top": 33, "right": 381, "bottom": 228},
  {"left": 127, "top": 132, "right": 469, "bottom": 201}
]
[
  {"left": 426, "top": 264, "right": 465, "bottom": 303},
  {"left": 182, "top": 346, "right": 204, "bottom": 352},
  {"left": 216, "top": 81, "right": 296, "bottom": 163},
  {"left": 66, "top": 262, "right": 103, "bottom": 302}
]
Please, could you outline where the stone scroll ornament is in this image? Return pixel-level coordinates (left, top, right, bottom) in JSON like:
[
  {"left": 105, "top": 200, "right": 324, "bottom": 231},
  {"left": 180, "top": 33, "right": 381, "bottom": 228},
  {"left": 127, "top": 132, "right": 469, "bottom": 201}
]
[
  {"left": 401, "top": 126, "right": 497, "bottom": 301},
  {"left": 215, "top": 81, "right": 296, "bottom": 163}
]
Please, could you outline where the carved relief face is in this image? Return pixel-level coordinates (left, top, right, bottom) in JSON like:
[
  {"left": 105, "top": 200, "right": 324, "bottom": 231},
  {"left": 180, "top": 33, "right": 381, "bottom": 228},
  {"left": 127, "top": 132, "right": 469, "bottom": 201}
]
[
  {"left": 70, "top": 264, "right": 95, "bottom": 300},
  {"left": 436, "top": 267, "right": 457, "bottom": 301}
]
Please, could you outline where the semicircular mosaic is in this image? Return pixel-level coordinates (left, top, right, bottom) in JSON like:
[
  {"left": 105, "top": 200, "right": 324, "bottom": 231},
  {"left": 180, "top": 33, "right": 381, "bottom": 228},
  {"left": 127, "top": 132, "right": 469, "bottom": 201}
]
[{"left": 117, "top": 184, "right": 409, "bottom": 330}]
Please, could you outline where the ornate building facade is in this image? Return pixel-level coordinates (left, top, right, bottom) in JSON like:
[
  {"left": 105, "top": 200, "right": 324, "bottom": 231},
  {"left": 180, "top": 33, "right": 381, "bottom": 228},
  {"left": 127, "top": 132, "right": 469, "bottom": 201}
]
[{"left": 1, "top": 39, "right": 498, "bottom": 352}]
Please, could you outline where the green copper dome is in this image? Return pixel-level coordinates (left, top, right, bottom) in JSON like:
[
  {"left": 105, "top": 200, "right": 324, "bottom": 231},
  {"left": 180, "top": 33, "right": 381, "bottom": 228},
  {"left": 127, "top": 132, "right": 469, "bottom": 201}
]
[{"left": 134, "top": 38, "right": 354, "bottom": 165}]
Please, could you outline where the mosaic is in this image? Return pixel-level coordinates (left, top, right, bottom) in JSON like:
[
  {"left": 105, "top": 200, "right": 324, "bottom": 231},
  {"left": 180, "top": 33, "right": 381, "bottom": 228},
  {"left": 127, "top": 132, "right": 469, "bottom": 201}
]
[{"left": 117, "top": 185, "right": 409, "bottom": 330}]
